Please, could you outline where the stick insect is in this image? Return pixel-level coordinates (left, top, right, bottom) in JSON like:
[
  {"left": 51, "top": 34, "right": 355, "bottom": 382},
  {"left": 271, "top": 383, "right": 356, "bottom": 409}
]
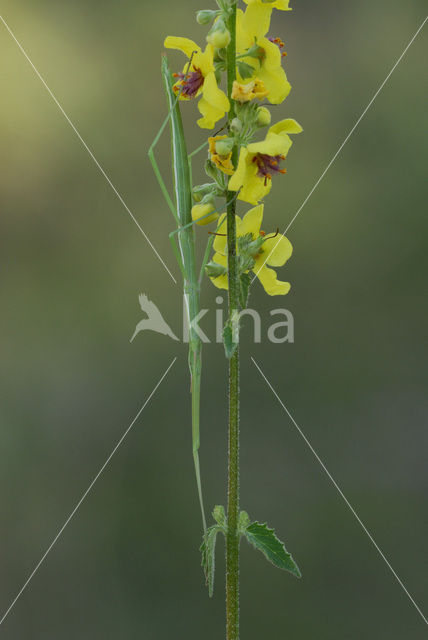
[{"left": 148, "top": 55, "right": 216, "bottom": 533}]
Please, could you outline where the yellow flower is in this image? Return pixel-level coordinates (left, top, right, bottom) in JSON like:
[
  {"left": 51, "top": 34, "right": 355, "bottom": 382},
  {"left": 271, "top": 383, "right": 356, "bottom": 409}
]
[
  {"left": 210, "top": 205, "right": 293, "bottom": 295},
  {"left": 243, "top": 0, "right": 291, "bottom": 10},
  {"left": 236, "top": 5, "right": 290, "bottom": 104},
  {"left": 209, "top": 136, "right": 235, "bottom": 175},
  {"left": 229, "top": 118, "right": 303, "bottom": 204},
  {"left": 192, "top": 203, "right": 219, "bottom": 226},
  {"left": 164, "top": 36, "right": 230, "bottom": 129},
  {"left": 231, "top": 79, "right": 269, "bottom": 103}
]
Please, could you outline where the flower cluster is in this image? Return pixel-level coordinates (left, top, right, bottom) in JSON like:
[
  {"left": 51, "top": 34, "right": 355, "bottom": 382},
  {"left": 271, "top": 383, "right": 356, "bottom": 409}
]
[{"left": 165, "top": 0, "right": 301, "bottom": 297}]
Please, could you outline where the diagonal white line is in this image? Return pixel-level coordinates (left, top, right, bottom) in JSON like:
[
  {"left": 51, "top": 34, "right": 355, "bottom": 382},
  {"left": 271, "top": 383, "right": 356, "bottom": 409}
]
[
  {"left": 251, "top": 356, "right": 428, "bottom": 626},
  {"left": 0, "top": 14, "right": 177, "bottom": 285},
  {"left": 0, "top": 356, "right": 177, "bottom": 627},
  {"left": 252, "top": 15, "right": 428, "bottom": 284}
]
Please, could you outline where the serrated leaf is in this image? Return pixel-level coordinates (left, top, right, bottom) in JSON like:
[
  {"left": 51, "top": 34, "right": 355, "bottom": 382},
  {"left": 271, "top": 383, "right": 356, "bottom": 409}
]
[
  {"left": 244, "top": 521, "right": 302, "bottom": 578},
  {"left": 200, "top": 525, "right": 222, "bottom": 597}
]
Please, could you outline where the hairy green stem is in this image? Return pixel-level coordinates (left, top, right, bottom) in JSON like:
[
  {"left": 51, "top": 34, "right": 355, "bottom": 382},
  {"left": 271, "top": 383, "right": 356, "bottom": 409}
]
[{"left": 225, "top": 4, "right": 240, "bottom": 639}]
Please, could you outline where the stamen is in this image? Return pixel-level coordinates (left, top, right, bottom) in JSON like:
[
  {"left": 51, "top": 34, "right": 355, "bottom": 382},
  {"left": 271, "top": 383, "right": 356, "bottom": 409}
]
[
  {"left": 173, "top": 66, "right": 204, "bottom": 99},
  {"left": 268, "top": 36, "right": 287, "bottom": 61},
  {"left": 252, "top": 153, "right": 287, "bottom": 183},
  {"left": 263, "top": 228, "right": 280, "bottom": 241},
  {"left": 269, "top": 36, "right": 286, "bottom": 50}
]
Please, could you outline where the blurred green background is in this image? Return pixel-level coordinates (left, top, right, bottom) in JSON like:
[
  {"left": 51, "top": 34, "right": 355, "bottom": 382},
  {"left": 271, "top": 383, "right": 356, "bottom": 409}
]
[{"left": 1, "top": 0, "right": 427, "bottom": 637}]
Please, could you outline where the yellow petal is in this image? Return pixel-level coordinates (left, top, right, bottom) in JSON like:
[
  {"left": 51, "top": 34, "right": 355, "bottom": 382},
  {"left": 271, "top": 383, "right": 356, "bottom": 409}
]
[
  {"left": 211, "top": 274, "right": 229, "bottom": 290},
  {"left": 213, "top": 252, "right": 227, "bottom": 267},
  {"left": 164, "top": 37, "right": 201, "bottom": 59},
  {"left": 240, "top": 205, "right": 264, "bottom": 237},
  {"left": 248, "top": 132, "right": 292, "bottom": 157},
  {"left": 229, "top": 148, "right": 250, "bottom": 192},
  {"left": 209, "top": 135, "right": 227, "bottom": 155},
  {"left": 203, "top": 72, "right": 230, "bottom": 111},
  {"left": 192, "top": 203, "right": 219, "bottom": 226},
  {"left": 257, "top": 59, "right": 291, "bottom": 104},
  {"left": 254, "top": 262, "right": 291, "bottom": 296},
  {"left": 236, "top": 9, "right": 253, "bottom": 52},
  {"left": 242, "top": 3, "right": 272, "bottom": 39},
  {"left": 197, "top": 99, "right": 224, "bottom": 129},
  {"left": 197, "top": 72, "right": 230, "bottom": 129},
  {"left": 213, "top": 213, "right": 228, "bottom": 253},
  {"left": 212, "top": 214, "right": 242, "bottom": 253},
  {"left": 210, "top": 253, "right": 229, "bottom": 290},
  {"left": 240, "top": 169, "right": 272, "bottom": 205},
  {"left": 261, "top": 37, "right": 282, "bottom": 70},
  {"left": 272, "top": 0, "right": 291, "bottom": 8},
  {"left": 269, "top": 118, "right": 303, "bottom": 135},
  {"left": 198, "top": 44, "right": 215, "bottom": 76},
  {"left": 212, "top": 152, "right": 235, "bottom": 175},
  {"left": 232, "top": 80, "right": 256, "bottom": 102},
  {"left": 230, "top": 148, "right": 273, "bottom": 204},
  {"left": 243, "top": 0, "right": 290, "bottom": 9},
  {"left": 262, "top": 234, "right": 293, "bottom": 267}
]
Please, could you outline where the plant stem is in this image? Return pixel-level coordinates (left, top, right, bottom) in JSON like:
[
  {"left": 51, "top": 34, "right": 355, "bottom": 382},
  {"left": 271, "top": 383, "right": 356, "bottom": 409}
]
[
  {"left": 162, "top": 57, "right": 207, "bottom": 534},
  {"left": 225, "top": 4, "right": 240, "bottom": 639}
]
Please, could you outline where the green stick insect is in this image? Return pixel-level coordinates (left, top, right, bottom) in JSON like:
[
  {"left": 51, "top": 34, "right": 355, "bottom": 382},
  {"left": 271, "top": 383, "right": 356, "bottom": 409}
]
[{"left": 148, "top": 55, "right": 225, "bottom": 533}]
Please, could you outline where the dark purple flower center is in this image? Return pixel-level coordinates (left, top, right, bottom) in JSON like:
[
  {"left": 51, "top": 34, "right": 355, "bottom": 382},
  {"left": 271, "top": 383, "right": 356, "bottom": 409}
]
[
  {"left": 173, "top": 66, "right": 204, "bottom": 98},
  {"left": 252, "top": 153, "right": 287, "bottom": 186}
]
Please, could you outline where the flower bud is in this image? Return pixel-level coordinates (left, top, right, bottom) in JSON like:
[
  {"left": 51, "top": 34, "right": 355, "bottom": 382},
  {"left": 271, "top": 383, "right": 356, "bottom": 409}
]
[
  {"left": 193, "top": 182, "right": 218, "bottom": 202},
  {"left": 207, "top": 29, "right": 231, "bottom": 49},
  {"left": 196, "top": 10, "right": 218, "bottom": 25},
  {"left": 192, "top": 203, "right": 218, "bottom": 226},
  {"left": 205, "top": 159, "right": 220, "bottom": 181},
  {"left": 257, "top": 106, "right": 272, "bottom": 127},
  {"left": 230, "top": 117, "right": 243, "bottom": 134},
  {"left": 215, "top": 137, "right": 234, "bottom": 157},
  {"left": 206, "top": 19, "right": 231, "bottom": 49}
]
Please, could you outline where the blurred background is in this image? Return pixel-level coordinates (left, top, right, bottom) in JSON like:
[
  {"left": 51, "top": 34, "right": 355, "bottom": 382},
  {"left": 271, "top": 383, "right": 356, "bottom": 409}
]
[{"left": 0, "top": 0, "right": 427, "bottom": 637}]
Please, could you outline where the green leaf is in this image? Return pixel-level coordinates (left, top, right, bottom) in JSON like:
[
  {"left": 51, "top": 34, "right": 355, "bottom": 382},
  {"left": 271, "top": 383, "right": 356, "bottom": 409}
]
[
  {"left": 239, "top": 273, "right": 252, "bottom": 309},
  {"left": 244, "top": 521, "right": 302, "bottom": 578},
  {"left": 200, "top": 525, "right": 222, "bottom": 597},
  {"left": 237, "top": 61, "right": 255, "bottom": 80},
  {"left": 243, "top": 42, "right": 265, "bottom": 60},
  {"left": 205, "top": 260, "right": 227, "bottom": 278}
]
